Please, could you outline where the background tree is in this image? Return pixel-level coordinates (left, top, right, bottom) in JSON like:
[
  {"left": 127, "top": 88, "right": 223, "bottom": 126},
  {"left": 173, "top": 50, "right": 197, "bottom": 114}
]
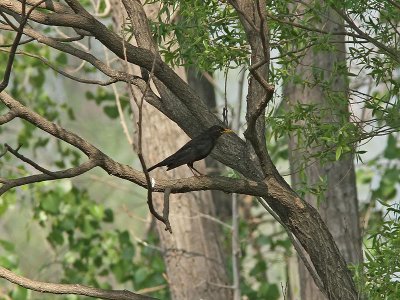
[{"left": 282, "top": 4, "right": 362, "bottom": 299}]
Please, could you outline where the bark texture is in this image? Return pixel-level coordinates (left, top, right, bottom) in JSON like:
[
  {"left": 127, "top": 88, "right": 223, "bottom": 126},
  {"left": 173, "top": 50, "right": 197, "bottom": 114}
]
[
  {"left": 284, "top": 7, "right": 362, "bottom": 300},
  {"left": 187, "top": 67, "right": 232, "bottom": 219},
  {"left": 113, "top": 1, "right": 232, "bottom": 299},
  {"left": 143, "top": 108, "right": 232, "bottom": 300}
]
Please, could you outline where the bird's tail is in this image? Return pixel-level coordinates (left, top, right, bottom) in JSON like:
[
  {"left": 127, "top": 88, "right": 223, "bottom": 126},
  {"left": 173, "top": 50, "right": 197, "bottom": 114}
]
[
  {"left": 147, "top": 165, "right": 157, "bottom": 172},
  {"left": 147, "top": 163, "right": 162, "bottom": 172}
]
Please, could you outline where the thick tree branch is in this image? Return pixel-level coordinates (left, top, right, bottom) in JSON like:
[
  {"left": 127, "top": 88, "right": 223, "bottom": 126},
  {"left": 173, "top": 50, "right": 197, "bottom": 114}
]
[
  {"left": 0, "top": 266, "right": 155, "bottom": 300},
  {"left": 0, "top": 92, "right": 269, "bottom": 198},
  {"left": 0, "top": 25, "right": 141, "bottom": 85},
  {"left": 229, "top": 0, "right": 276, "bottom": 177},
  {"left": 0, "top": 1, "right": 218, "bottom": 126},
  {"left": 24, "top": 0, "right": 73, "bottom": 14},
  {"left": 257, "top": 197, "right": 328, "bottom": 297}
]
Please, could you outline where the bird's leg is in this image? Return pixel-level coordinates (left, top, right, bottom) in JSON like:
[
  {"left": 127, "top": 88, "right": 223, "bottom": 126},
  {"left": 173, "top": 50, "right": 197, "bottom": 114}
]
[{"left": 187, "top": 163, "right": 203, "bottom": 176}]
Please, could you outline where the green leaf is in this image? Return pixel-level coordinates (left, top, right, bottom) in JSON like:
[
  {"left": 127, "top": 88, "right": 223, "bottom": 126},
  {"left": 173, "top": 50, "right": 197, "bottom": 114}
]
[
  {"left": 11, "top": 286, "right": 28, "bottom": 300},
  {"left": 335, "top": 146, "right": 342, "bottom": 161},
  {"left": 384, "top": 135, "right": 400, "bottom": 159},
  {"left": 41, "top": 194, "right": 61, "bottom": 214},
  {"left": 60, "top": 218, "right": 75, "bottom": 231},
  {"left": 89, "top": 204, "right": 104, "bottom": 220},
  {"left": 0, "top": 255, "right": 17, "bottom": 269},
  {"left": 103, "top": 105, "right": 119, "bottom": 119},
  {"left": 0, "top": 239, "right": 15, "bottom": 252},
  {"left": 103, "top": 208, "right": 114, "bottom": 223},
  {"left": 48, "top": 229, "right": 64, "bottom": 246},
  {"left": 134, "top": 267, "right": 148, "bottom": 284},
  {"left": 55, "top": 53, "right": 68, "bottom": 65}
]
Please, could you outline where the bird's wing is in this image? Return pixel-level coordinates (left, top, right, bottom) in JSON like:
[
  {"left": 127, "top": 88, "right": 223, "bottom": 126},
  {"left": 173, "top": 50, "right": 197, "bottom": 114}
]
[
  {"left": 147, "top": 144, "right": 192, "bottom": 170},
  {"left": 147, "top": 131, "right": 213, "bottom": 171},
  {"left": 165, "top": 147, "right": 196, "bottom": 170}
]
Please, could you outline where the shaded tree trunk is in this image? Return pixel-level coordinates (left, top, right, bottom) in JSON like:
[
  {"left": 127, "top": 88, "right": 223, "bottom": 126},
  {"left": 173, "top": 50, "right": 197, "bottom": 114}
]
[
  {"left": 111, "top": 1, "right": 232, "bottom": 299},
  {"left": 284, "top": 7, "right": 362, "bottom": 300},
  {"left": 143, "top": 107, "right": 232, "bottom": 299},
  {"left": 187, "top": 67, "right": 232, "bottom": 219}
]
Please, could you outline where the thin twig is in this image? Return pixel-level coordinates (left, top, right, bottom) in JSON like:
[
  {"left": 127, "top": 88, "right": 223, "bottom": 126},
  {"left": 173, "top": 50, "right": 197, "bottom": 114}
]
[
  {"left": 103, "top": 45, "right": 134, "bottom": 144},
  {"left": 0, "top": 160, "right": 97, "bottom": 196},
  {"left": 0, "top": 0, "right": 31, "bottom": 92},
  {"left": 255, "top": 0, "right": 270, "bottom": 78},
  {"left": 223, "top": 68, "right": 229, "bottom": 126},
  {"left": 232, "top": 193, "right": 240, "bottom": 300},
  {"left": 0, "top": 37, "right": 34, "bottom": 48},
  {"left": 0, "top": 48, "right": 118, "bottom": 86},
  {"left": 163, "top": 188, "right": 172, "bottom": 233},
  {"left": 118, "top": 3, "right": 171, "bottom": 231},
  {"left": 4, "top": 143, "right": 60, "bottom": 178},
  {"left": 332, "top": 7, "right": 400, "bottom": 63}
]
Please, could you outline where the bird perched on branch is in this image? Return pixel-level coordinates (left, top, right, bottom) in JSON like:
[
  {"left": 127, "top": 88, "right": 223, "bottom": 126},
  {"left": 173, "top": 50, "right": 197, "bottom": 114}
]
[{"left": 147, "top": 125, "right": 234, "bottom": 175}]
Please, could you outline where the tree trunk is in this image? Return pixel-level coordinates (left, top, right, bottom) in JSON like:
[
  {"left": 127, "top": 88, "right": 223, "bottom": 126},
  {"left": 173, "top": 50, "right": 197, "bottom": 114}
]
[
  {"left": 111, "top": 1, "right": 232, "bottom": 299},
  {"left": 187, "top": 67, "right": 232, "bottom": 219},
  {"left": 143, "top": 107, "right": 232, "bottom": 299},
  {"left": 284, "top": 7, "right": 362, "bottom": 300},
  {"left": 106, "top": 1, "right": 359, "bottom": 299}
]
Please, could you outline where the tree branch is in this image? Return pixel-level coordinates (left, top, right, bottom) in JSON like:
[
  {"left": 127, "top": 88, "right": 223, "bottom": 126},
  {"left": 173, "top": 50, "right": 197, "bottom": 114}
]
[
  {"left": 332, "top": 6, "right": 400, "bottom": 63},
  {"left": 257, "top": 197, "right": 328, "bottom": 298},
  {"left": 0, "top": 0, "right": 46, "bottom": 92},
  {"left": 0, "top": 160, "right": 97, "bottom": 196},
  {"left": 0, "top": 0, "right": 221, "bottom": 128},
  {"left": 0, "top": 92, "right": 269, "bottom": 198},
  {"left": 3, "top": 143, "right": 60, "bottom": 177},
  {"left": 230, "top": 0, "right": 276, "bottom": 177},
  {"left": 0, "top": 266, "right": 156, "bottom": 300},
  {"left": 0, "top": 110, "right": 16, "bottom": 124},
  {"left": 0, "top": 48, "right": 118, "bottom": 86}
]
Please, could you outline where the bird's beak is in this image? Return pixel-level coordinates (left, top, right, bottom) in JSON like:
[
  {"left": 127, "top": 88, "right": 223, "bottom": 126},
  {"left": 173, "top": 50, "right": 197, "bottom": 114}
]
[{"left": 223, "top": 128, "right": 234, "bottom": 134}]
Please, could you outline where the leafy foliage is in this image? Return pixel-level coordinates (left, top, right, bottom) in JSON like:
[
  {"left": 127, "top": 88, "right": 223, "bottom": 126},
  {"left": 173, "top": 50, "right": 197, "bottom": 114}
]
[
  {"left": 355, "top": 202, "right": 400, "bottom": 300},
  {"left": 31, "top": 181, "right": 168, "bottom": 299},
  {"left": 239, "top": 218, "right": 290, "bottom": 300},
  {"left": 147, "top": 0, "right": 248, "bottom": 71}
]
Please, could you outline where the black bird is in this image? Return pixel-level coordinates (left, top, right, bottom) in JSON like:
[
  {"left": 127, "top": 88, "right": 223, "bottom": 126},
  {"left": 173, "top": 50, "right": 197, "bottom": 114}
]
[{"left": 147, "top": 125, "right": 233, "bottom": 175}]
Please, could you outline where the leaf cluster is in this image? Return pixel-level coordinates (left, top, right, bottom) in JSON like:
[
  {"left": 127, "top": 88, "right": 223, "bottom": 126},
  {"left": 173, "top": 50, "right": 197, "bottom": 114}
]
[{"left": 145, "top": 0, "right": 249, "bottom": 71}]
